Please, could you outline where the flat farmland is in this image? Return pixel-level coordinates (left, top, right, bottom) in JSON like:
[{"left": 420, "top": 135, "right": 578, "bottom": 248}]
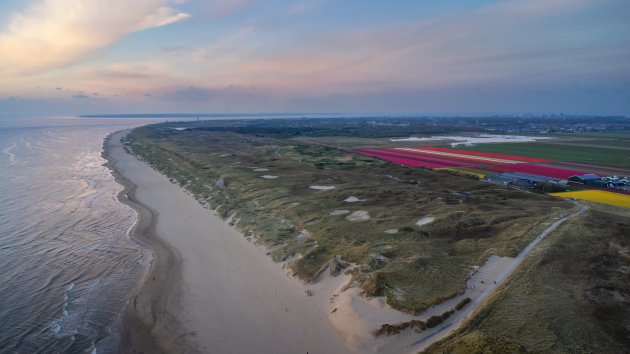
[{"left": 456, "top": 142, "right": 630, "bottom": 168}]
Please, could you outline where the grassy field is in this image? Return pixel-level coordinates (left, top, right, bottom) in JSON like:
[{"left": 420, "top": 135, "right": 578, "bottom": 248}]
[
  {"left": 126, "top": 122, "right": 571, "bottom": 314},
  {"left": 425, "top": 203, "right": 630, "bottom": 353},
  {"left": 547, "top": 131, "right": 630, "bottom": 140},
  {"left": 456, "top": 142, "right": 630, "bottom": 168}
]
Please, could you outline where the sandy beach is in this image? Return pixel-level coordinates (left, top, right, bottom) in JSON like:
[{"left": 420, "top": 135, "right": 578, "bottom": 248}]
[
  {"left": 104, "top": 130, "right": 351, "bottom": 353},
  {"left": 104, "top": 128, "right": 587, "bottom": 354}
]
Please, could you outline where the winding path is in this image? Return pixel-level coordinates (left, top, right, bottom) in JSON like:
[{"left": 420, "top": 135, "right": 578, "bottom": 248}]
[{"left": 409, "top": 200, "right": 588, "bottom": 352}]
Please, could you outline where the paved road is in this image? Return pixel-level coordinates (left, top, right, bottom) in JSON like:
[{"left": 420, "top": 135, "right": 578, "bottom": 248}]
[{"left": 411, "top": 200, "right": 588, "bottom": 352}]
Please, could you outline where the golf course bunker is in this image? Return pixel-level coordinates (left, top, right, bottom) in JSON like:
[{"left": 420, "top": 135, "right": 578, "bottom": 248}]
[
  {"left": 384, "top": 229, "right": 399, "bottom": 234},
  {"left": 310, "top": 185, "right": 335, "bottom": 190},
  {"left": 346, "top": 210, "right": 370, "bottom": 222},
  {"left": 416, "top": 216, "right": 435, "bottom": 226},
  {"left": 260, "top": 175, "right": 279, "bottom": 179},
  {"left": 330, "top": 210, "right": 351, "bottom": 216},
  {"left": 344, "top": 196, "right": 362, "bottom": 203}
]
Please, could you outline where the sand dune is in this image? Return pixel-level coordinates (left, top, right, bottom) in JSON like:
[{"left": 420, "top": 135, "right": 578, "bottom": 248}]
[{"left": 106, "top": 131, "right": 350, "bottom": 354}]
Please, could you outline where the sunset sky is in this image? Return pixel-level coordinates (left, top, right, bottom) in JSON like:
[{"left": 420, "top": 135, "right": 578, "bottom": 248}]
[{"left": 1, "top": 0, "right": 629, "bottom": 115}]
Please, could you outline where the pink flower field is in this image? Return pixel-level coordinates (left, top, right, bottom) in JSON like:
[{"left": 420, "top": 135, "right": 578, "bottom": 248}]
[
  {"left": 355, "top": 149, "right": 477, "bottom": 168},
  {"left": 419, "top": 146, "right": 552, "bottom": 163}
]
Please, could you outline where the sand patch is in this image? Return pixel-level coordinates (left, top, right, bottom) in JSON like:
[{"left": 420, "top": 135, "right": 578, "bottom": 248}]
[
  {"left": 305, "top": 218, "right": 321, "bottom": 226},
  {"left": 416, "top": 216, "right": 435, "bottom": 226},
  {"left": 330, "top": 210, "right": 351, "bottom": 216},
  {"left": 310, "top": 185, "right": 336, "bottom": 190},
  {"left": 260, "top": 175, "right": 279, "bottom": 179},
  {"left": 346, "top": 211, "right": 370, "bottom": 222},
  {"left": 281, "top": 202, "right": 301, "bottom": 209},
  {"left": 327, "top": 254, "right": 517, "bottom": 353},
  {"left": 296, "top": 230, "right": 311, "bottom": 242}
]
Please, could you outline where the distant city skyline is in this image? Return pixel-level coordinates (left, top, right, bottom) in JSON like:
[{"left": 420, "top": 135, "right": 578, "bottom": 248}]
[{"left": 1, "top": 0, "right": 629, "bottom": 115}]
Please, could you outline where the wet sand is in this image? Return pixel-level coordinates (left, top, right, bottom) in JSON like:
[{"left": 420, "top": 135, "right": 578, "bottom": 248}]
[{"left": 104, "top": 130, "right": 350, "bottom": 354}]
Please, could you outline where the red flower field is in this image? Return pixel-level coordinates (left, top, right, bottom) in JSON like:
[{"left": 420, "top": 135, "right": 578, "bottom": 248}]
[
  {"left": 356, "top": 149, "right": 477, "bottom": 168},
  {"left": 418, "top": 146, "right": 552, "bottom": 163}
]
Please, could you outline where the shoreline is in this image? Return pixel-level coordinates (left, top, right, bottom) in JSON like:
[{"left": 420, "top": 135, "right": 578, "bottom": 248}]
[
  {"left": 103, "top": 130, "right": 193, "bottom": 353},
  {"left": 102, "top": 128, "right": 585, "bottom": 354},
  {"left": 103, "top": 129, "right": 352, "bottom": 353}
]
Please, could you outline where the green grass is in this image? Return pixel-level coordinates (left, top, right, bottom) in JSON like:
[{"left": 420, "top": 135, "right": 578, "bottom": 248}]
[
  {"left": 127, "top": 123, "right": 572, "bottom": 315},
  {"left": 547, "top": 131, "right": 630, "bottom": 140},
  {"left": 456, "top": 142, "right": 630, "bottom": 168},
  {"left": 426, "top": 204, "right": 630, "bottom": 353}
]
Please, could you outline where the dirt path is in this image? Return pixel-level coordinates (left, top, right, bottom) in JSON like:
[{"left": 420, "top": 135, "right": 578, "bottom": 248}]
[{"left": 407, "top": 200, "right": 589, "bottom": 352}]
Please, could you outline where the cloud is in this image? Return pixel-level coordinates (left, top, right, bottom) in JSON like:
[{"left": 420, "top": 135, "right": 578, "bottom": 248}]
[
  {"left": 202, "top": 0, "right": 629, "bottom": 94},
  {"left": 184, "top": 0, "right": 259, "bottom": 19},
  {"left": 163, "top": 86, "right": 215, "bottom": 102},
  {"left": 160, "top": 45, "right": 187, "bottom": 53},
  {"left": 287, "top": 0, "right": 326, "bottom": 15},
  {"left": 0, "top": 0, "right": 190, "bottom": 75}
]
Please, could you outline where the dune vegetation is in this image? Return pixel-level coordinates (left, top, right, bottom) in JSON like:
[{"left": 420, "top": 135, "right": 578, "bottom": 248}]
[
  {"left": 426, "top": 203, "right": 630, "bottom": 353},
  {"left": 125, "top": 120, "right": 571, "bottom": 314}
]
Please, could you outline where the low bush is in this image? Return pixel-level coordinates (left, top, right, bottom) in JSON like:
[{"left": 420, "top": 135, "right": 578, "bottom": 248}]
[{"left": 455, "top": 297, "right": 472, "bottom": 310}]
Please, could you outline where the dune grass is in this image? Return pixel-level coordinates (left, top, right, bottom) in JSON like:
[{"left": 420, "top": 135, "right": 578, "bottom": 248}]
[
  {"left": 426, "top": 204, "right": 630, "bottom": 353},
  {"left": 126, "top": 122, "right": 571, "bottom": 314}
]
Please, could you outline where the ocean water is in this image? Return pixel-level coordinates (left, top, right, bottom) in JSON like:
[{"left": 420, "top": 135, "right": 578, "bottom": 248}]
[{"left": 0, "top": 117, "right": 163, "bottom": 353}]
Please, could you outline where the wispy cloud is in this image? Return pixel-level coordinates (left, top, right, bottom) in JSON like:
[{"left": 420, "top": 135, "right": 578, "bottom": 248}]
[
  {"left": 202, "top": 0, "right": 629, "bottom": 93},
  {"left": 287, "top": 0, "right": 326, "bottom": 15},
  {"left": 0, "top": 0, "right": 627, "bottom": 114},
  {"left": 0, "top": 0, "right": 190, "bottom": 75}
]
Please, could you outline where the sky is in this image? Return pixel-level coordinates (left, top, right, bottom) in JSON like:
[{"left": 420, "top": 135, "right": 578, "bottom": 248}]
[{"left": 0, "top": 0, "right": 629, "bottom": 115}]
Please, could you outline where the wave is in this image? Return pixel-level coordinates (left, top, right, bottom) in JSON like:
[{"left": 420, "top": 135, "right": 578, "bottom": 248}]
[{"left": 2, "top": 139, "right": 18, "bottom": 164}]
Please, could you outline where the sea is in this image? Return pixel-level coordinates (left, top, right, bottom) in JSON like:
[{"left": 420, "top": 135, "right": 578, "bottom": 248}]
[
  {"left": 0, "top": 116, "right": 166, "bottom": 353},
  {"left": 0, "top": 113, "right": 362, "bottom": 353}
]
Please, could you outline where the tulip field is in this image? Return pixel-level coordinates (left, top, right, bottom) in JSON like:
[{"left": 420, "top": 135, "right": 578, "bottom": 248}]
[
  {"left": 355, "top": 146, "right": 576, "bottom": 176},
  {"left": 355, "top": 144, "right": 630, "bottom": 208},
  {"left": 550, "top": 190, "right": 630, "bottom": 208}
]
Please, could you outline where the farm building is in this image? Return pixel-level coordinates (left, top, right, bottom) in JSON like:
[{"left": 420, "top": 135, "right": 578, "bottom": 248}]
[
  {"left": 484, "top": 172, "right": 560, "bottom": 189},
  {"left": 569, "top": 174, "right": 600, "bottom": 183},
  {"left": 568, "top": 174, "right": 606, "bottom": 187}
]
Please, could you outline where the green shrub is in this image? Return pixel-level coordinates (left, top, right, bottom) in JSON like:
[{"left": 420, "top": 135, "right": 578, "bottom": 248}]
[
  {"left": 426, "top": 315, "right": 445, "bottom": 328},
  {"left": 455, "top": 297, "right": 472, "bottom": 311}
]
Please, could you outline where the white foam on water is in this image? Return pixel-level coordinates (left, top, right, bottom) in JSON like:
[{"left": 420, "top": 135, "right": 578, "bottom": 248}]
[{"left": 2, "top": 140, "right": 18, "bottom": 164}]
